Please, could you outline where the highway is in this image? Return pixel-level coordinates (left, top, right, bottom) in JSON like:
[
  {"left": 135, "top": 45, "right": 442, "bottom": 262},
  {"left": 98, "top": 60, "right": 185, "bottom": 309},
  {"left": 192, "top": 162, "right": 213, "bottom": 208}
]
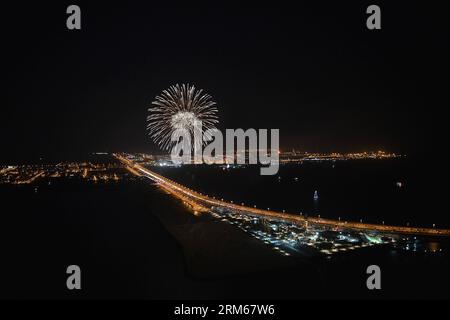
[
  {"left": 114, "top": 154, "right": 450, "bottom": 237},
  {"left": 15, "top": 171, "right": 45, "bottom": 185}
]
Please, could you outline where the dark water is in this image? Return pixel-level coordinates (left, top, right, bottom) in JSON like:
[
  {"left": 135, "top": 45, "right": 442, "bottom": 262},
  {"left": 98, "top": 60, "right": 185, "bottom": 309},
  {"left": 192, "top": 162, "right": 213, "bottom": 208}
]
[
  {"left": 0, "top": 180, "right": 330, "bottom": 299},
  {"left": 1, "top": 181, "right": 184, "bottom": 299},
  {"left": 1, "top": 161, "right": 449, "bottom": 299},
  {"left": 152, "top": 158, "right": 448, "bottom": 228}
]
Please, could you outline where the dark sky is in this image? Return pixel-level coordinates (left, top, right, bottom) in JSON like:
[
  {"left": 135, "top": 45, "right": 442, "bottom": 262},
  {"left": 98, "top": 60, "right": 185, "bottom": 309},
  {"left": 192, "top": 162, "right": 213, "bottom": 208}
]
[{"left": 3, "top": 1, "right": 448, "bottom": 162}]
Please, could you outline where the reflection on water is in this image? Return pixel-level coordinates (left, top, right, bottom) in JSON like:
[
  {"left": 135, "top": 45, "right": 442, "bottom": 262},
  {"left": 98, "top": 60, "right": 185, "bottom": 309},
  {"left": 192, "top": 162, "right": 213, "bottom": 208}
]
[{"left": 427, "top": 242, "right": 441, "bottom": 253}]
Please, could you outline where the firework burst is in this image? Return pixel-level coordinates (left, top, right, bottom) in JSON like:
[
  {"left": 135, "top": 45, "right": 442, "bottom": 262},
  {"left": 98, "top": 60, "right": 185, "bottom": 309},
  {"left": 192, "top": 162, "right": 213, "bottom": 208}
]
[{"left": 147, "top": 84, "right": 219, "bottom": 151}]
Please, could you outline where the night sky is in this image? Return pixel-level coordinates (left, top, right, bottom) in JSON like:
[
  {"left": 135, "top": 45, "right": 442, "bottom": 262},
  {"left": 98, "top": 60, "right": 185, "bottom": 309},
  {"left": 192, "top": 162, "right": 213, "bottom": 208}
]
[{"left": 3, "top": 1, "right": 448, "bottom": 163}]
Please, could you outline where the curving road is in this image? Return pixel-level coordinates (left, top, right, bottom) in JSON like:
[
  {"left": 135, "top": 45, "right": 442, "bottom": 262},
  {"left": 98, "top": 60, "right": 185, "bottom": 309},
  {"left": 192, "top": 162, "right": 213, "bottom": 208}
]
[{"left": 115, "top": 154, "right": 450, "bottom": 237}]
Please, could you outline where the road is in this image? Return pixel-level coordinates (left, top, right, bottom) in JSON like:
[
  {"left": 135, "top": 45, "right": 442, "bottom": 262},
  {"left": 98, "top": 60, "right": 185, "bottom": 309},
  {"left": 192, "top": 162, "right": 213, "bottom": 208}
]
[{"left": 115, "top": 154, "right": 450, "bottom": 237}]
